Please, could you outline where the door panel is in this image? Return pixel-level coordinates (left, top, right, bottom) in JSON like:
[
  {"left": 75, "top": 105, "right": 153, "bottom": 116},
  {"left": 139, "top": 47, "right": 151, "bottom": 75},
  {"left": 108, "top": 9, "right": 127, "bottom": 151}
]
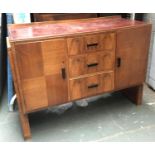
[
  {"left": 41, "top": 39, "right": 69, "bottom": 105},
  {"left": 22, "top": 77, "right": 48, "bottom": 112},
  {"left": 41, "top": 39, "right": 67, "bottom": 75},
  {"left": 15, "top": 42, "right": 46, "bottom": 112},
  {"left": 46, "top": 74, "right": 68, "bottom": 105},
  {"left": 116, "top": 26, "right": 151, "bottom": 89},
  {"left": 15, "top": 42, "right": 44, "bottom": 80}
]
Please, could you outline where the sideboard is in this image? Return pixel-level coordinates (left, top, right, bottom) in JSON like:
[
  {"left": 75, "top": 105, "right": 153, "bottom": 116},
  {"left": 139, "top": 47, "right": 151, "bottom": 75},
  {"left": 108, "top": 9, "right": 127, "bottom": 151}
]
[{"left": 8, "top": 16, "right": 152, "bottom": 139}]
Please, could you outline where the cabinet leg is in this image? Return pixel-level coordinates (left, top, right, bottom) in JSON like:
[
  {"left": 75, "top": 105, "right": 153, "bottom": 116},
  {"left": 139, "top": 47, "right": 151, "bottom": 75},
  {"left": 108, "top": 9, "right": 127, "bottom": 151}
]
[
  {"left": 19, "top": 112, "right": 31, "bottom": 139},
  {"left": 122, "top": 84, "right": 143, "bottom": 105}
]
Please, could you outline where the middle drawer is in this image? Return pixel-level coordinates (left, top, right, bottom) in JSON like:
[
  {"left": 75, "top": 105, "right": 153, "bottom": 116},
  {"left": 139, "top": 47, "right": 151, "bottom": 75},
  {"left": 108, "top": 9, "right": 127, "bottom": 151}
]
[{"left": 68, "top": 51, "right": 115, "bottom": 78}]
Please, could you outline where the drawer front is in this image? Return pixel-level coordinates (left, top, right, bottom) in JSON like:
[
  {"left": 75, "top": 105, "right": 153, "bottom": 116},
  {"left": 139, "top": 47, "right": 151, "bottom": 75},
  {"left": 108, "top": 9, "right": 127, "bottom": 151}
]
[
  {"left": 69, "top": 72, "right": 114, "bottom": 100},
  {"left": 84, "top": 34, "right": 101, "bottom": 52},
  {"left": 69, "top": 51, "right": 115, "bottom": 77},
  {"left": 67, "top": 32, "right": 116, "bottom": 56}
]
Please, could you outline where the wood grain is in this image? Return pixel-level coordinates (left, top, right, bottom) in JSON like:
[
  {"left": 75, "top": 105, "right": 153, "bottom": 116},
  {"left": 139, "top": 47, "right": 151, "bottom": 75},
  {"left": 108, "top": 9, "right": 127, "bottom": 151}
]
[
  {"left": 8, "top": 16, "right": 151, "bottom": 139},
  {"left": 46, "top": 74, "right": 68, "bottom": 106},
  {"left": 69, "top": 72, "right": 114, "bottom": 100},
  {"left": 15, "top": 42, "right": 44, "bottom": 80},
  {"left": 69, "top": 51, "right": 115, "bottom": 77},
  {"left": 100, "top": 32, "right": 116, "bottom": 50},
  {"left": 8, "top": 16, "right": 149, "bottom": 42},
  {"left": 122, "top": 84, "right": 143, "bottom": 105},
  {"left": 22, "top": 77, "right": 48, "bottom": 112},
  {"left": 116, "top": 25, "right": 152, "bottom": 89},
  {"left": 67, "top": 36, "right": 84, "bottom": 55}
]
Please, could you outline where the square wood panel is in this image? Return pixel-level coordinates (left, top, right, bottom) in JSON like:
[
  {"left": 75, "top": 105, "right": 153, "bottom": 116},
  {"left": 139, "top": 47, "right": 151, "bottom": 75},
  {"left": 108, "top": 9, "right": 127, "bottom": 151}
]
[
  {"left": 41, "top": 39, "right": 67, "bottom": 75},
  {"left": 15, "top": 42, "right": 44, "bottom": 80},
  {"left": 22, "top": 77, "right": 48, "bottom": 112}
]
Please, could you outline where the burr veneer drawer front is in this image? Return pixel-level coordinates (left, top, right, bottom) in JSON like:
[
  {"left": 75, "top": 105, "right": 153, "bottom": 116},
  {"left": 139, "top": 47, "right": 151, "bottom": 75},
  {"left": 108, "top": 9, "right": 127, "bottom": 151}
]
[
  {"left": 67, "top": 32, "right": 116, "bottom": 56},
  {"left": 69, "top": 72, "right": 114, "bottom": 100},
  {"left": 68, "top": 51, "right": 115, "bottom": 77}
]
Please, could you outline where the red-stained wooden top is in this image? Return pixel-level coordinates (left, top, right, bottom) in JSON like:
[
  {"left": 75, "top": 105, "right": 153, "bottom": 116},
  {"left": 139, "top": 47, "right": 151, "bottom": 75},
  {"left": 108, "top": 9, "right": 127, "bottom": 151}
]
[{"left": 8, "top": 16, "right": 150, "bottom": 42}]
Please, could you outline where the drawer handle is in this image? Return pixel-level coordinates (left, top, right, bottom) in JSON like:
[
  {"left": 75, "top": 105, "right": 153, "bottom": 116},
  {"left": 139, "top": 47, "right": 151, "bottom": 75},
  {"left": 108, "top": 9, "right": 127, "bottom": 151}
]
[
  {"left": 87, "top": 43, "right": 98, "bottom": 48},
  {"left": 88, "top": 84, "right": 98, "bottom": 89},
  {"left": 61, "top": 68, "right": 66, "bottom": 79},
  {"left": 87, "top": 63, "right": 98, "bottom": 67},
  {"left": 117, "top": 57, "right": 121, "bottom": 67}
]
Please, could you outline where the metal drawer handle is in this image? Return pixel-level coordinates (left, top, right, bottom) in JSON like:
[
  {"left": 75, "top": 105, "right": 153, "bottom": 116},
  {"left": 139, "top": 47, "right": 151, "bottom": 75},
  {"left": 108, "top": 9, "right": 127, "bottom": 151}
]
[
  {"left": 61, "top": 68, "right": 66, "bottom": 79},
  {"left": 88, "top": 84, "right": 99, "bottom": 89},
  {"left": 87, "top": 43, "right": 98, "bottom": 48},
  {"left": 87, "top": 63, "right": 98, "bottom": 67}
]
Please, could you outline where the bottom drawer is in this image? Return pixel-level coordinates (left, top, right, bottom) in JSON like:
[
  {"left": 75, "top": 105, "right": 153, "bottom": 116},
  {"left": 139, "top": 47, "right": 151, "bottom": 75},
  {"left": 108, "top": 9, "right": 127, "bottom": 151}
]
[{"left": 69, "top": 72, "right": 114, "bottom": 100}]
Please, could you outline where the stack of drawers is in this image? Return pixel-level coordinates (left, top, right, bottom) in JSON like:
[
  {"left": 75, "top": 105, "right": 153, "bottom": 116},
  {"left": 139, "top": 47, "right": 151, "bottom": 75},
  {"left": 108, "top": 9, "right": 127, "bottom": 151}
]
[{"left": 67, "top": 32, "right": 116, "bottom": 100}]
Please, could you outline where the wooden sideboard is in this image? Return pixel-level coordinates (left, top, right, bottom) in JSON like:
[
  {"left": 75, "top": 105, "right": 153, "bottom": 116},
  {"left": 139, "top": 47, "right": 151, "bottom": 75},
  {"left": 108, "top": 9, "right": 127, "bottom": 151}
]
[{"left": 8, "top": 16, "right": 152, "bottom": 139}]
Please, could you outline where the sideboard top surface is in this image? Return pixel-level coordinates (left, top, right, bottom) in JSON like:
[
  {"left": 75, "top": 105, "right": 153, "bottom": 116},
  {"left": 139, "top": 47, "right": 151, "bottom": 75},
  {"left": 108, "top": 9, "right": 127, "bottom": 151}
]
[{"left": 8, "top": 16, "right": 150, "bottom": 42}]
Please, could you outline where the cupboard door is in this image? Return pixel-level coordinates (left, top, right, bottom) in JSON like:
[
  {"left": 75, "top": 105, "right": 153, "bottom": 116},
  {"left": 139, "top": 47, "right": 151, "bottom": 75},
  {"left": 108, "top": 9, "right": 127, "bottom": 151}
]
[
  {"left": 41, "top": 39, "right": 69, "bottom": 106},
  {"left": 15, "top": 42, "right": 48, "bottom": 112},
  {"left": 116, "top": 26, "right": 151, "bottom": 89}
]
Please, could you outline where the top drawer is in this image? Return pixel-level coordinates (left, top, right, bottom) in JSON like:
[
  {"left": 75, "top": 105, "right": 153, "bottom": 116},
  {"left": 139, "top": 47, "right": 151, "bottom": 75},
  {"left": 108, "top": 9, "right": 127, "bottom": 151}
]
[{"left": 67, "top": 32, "right": 116, "bottom": 56}]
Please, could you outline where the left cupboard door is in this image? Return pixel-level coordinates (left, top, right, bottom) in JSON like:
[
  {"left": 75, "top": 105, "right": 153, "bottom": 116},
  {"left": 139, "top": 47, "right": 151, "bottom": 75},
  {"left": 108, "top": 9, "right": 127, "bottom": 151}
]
[{"left": 15, "top": 39, "right": 69, "bottom": 112}]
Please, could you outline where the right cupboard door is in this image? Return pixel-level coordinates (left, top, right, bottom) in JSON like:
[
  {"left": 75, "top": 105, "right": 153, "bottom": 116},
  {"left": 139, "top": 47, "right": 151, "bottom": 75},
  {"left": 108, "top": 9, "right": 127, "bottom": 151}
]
[{"left": 116, "top": 25, "right": 151, "bottom": 89}]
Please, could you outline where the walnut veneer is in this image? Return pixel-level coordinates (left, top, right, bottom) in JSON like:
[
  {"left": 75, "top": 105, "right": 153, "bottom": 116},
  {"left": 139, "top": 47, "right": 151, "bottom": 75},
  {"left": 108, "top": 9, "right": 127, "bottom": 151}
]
[{"left": 8, "top": 16, "right": 152, "bottom": 139}]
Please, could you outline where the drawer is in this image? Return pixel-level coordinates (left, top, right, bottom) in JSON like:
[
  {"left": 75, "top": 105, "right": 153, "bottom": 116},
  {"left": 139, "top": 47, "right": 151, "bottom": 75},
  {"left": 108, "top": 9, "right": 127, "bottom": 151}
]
[
  {"left": 69, "top": 72, "right": 114, "bottom": 100},
  {"left": 69, "top": 51, "right": 115, "bottom": 77},
  {"left": 84, "top": 34, "right": 101, "bottom": 52},
  {"left": 67, "top": 32, "right": 116, "bottom": 56}
]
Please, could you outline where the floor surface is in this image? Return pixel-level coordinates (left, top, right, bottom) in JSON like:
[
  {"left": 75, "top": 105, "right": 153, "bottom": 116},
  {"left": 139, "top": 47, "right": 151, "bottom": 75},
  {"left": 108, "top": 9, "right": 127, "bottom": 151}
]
[{"left": 0, "top": 85, "right": 155, "bottom": 142}]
